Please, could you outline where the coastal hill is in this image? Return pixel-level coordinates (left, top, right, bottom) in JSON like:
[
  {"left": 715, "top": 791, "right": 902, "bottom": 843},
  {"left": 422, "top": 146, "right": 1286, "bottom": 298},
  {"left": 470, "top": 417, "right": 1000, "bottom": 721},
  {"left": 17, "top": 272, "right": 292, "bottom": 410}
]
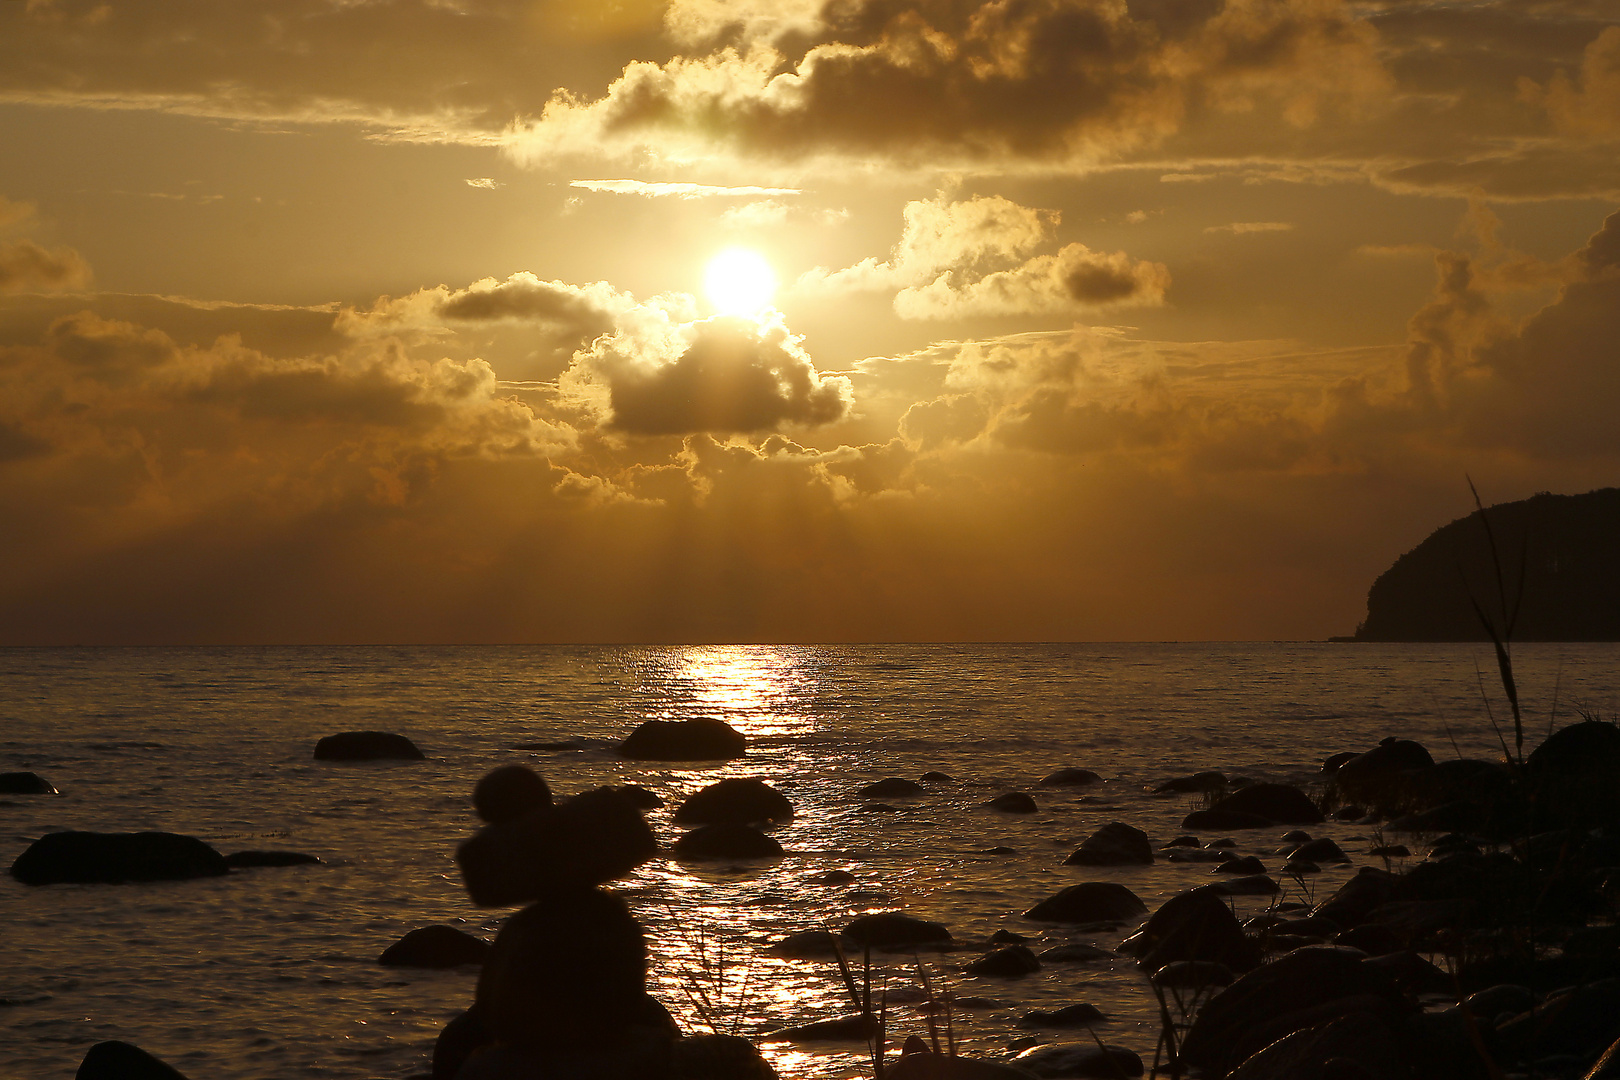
[{"left": 1352, "top": 487, "right": 1620, "bottom": 641}]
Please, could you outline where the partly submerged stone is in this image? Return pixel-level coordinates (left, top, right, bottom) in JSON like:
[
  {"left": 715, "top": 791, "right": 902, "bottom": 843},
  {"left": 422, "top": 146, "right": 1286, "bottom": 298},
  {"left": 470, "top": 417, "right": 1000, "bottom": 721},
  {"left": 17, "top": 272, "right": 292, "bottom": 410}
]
[
  {"left": 859, "top": 777, "right": 927, "bottom": 798},
  {"left": 1024, "top": 882, "right": 1146, "bottom": 924},
  {"left": 986, "top": 792, "right": 1038, "bottom": 813},
  {"left": 312, "top": 730, "right": 424, "bottom": 761},
  {"left": 1209, "top": 783, "right": 1325, "bottom": 825},
  {"left": 1064, "top": 821, "right": 1153, "bottom": 866},
  {"left": 379, "top": 924, "right": 491, "bottom": 968},
  {"left": 1039, "top": 768, "right": 1103, "bottom": 786},
  {"left": 456, "top": 787, "right": 656, "bottom": 906},
  {"left": 0, "top": 771, "right": 57, "bottom": 795},
  {"left": 1125, "top": 885, "right": 1260, "bottom": 973},
  {"left": 844, "top": 912, "right": 953, "bottom": 948},
  {"left": 1020, "top": 1002, "right": 1107, "bottom": 1027},
  {"left": 671, "top": 1033, "right": 781, "bottom": 1080},
  {"left": 77, "top": 1040, "right": 190, "bottom": 1080},
  {"left": 673, "top": 778, "right": 794, "bottom": 826},
  {"left": 617, "top": 717, "right": 746, "bottom": 761},
  {"left": 1012, "top": 1042, "right": 1144, "bottom": 1078},
  {"left": 964, "top": 945, "right": 1040, "bottom": 977},
  {"left": 672, "top": 823, "right": 784, "bottom": 861},
  {"left": 11, "top": 830, "right": 228, "bottom": 885},
  {"left": 1153, "top": 771, "right": 1227, "bottom": 795}
]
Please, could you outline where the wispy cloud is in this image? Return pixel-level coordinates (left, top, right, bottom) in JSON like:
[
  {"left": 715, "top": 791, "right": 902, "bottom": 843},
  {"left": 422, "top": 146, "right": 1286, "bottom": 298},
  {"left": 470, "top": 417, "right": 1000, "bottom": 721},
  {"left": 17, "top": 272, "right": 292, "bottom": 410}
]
[
  {"left": 569, "top": 180, "right": 801, "bottom": 199},
  {"left": 1204, "top": 222, "right": 1295, "bottom": 235},
  {"left": 465, "top": 178, "right": 503, "bottom": 189}
]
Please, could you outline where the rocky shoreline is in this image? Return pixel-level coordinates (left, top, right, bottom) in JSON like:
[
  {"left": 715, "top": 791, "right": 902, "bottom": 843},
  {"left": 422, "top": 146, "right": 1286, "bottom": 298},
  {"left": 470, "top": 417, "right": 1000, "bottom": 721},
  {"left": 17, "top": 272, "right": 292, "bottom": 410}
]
[{"left": 10, "top": 714, "right": 1620, "bottom": 1080}]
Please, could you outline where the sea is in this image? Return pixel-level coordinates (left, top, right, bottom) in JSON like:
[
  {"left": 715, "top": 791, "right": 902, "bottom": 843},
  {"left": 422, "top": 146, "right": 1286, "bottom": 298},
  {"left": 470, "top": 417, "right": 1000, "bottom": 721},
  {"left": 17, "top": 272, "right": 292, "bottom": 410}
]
[{"left": 3, "top": 642, "right": 1618, "bottom": 1080}]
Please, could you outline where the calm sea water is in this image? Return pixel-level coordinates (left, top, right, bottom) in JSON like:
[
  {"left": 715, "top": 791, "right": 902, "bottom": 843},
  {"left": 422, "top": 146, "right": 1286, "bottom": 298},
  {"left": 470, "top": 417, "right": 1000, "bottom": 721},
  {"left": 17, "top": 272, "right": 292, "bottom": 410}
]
[{"left": 3, "top": 642, "right": 1618, "bottom": 1080}]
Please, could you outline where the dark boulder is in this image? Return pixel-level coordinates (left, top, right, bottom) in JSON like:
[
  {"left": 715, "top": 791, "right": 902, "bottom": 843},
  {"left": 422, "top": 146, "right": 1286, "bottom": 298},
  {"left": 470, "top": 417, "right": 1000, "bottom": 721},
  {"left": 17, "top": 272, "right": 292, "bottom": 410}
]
[
  {"left": 1040, "top": 768, "right": 1102, "bottom": 786},
  {"left": 611, "top": 784, "right": 664, "bottom": 809},
  {"left": 920, "top": 771, "right": 955, "bottom": 783},
  {"left": 1212, "top": 874, "right": 1279, "bottom": 896},
  {"left": 672, "top": 823, "right": 783, "bottom": 861},
  {"left": 1527, "top": 719, "right": 1620, "bottom": 777},
  {"left": 860, "top": 777, "right": 927, "bottom": 798},
  {"left": 1024, "top": 882, "right": 1147, "bottom": 924},
  {"left": 762, "top": 1015, "right": 876, "bottom": 1043},
  {"left": 1154, "top": 771, "right": 1227, "bottom": 794},
  {"left": 1497, "top": 978, "right": 1620, "bottom": 1062},
  {"left": 1012, "top": 1043, "right": 1143, "bottom": 1078},
  {"left": 1290, "top": 838, "right": 1350, "bottom": 863},
  {"left": 1215, "top": 855, "right": 1266, "bottom": 875},
  {"left": 1039, "top": 944, "right": 1114, "bottom": 963},
  {"left": 312, "top": 730, "right": 424, "bottom": 761},
  {"left": 1183, "top": 809, "right": 1275, "bottom": 831},
  {"left": 379, "top": 924, "right": 491, "bottom": 968},
  {"left": 432, "top": 1007, "right": 490, "bottom": 1080},
  {"left": 1314, "top": 867, "right": 1398, "bottom": 928},
  {"left": 671, "top": 1033, "right": 781, "bottom": 1080},
  {"left": 474, "top": 887, "right": 677, "bottom": 1047},
  {"left": 1021, "top": 1003, "right": 1107, "bottom": 1027},
  {"left": 1210, "top": 783, "right": 1324, "bottom": 825},
  {"left": 674, "top": 778, "right": 793, "bottom": 826},
  {"left": 456, "top": 786, "right": 656, "bottom": 906},
  {"left": 12, "top": 831, "right": 228, "bottom": 885},
  {"left": 1064, "top": 821, "right": 1153, "bottom": 866},
  {"left": 765, "top": 930, "right": 843, "bottom": 959},
  {"left": 1224, "top": 1010, "right": 1414, "bottom": 1080},
  {"left": 1179, "top": 946, "right": 1408, "bottom": 1077},
  {"left": 844, "top": 912, "right": 952, "bottom": 948},
  {"left": 1151, "top": 960, "right": 1235, "bottom": 990},
  {"left": 617, "top": 717, "right": 746, "bottom": 761},
  {"left": 223, "top": 850, "right": 321, "bottom": 868},
  {"left": 964, "top": 945, "right": 1040, "bottom": 977},
  {"left": 1124, "top": 885, "right": 1260, "bottom": 973},
  {"left": 1321, "top": 752, "right": 1358, "bottom": 774},
  {"left": 77, "top": 1040, "right": 189, "bottom": 1080},
  {"left": 986, "top": 792, "right": 1037, "bottom": 813},
  {"left": 473, "top": 765, "right": 553, "bottom": 823},
  {"left": 0, "top": 771, "right": 57, "bottom": 794}
]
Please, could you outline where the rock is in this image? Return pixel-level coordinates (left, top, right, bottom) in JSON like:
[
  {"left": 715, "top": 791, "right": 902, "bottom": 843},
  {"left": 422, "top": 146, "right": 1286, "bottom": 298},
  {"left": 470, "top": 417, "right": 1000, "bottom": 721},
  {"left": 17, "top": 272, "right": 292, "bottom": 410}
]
[
  {"left": 1214, "top": 855, "right": 1266, "bottom": 874},
  {"left": 76, "top": 1040, "right": 189, "bottom": 1080},
  {"left": 1038, "top": 944, "right": 1113, "bottom": 963},
  {"left": 1527, "top": 719, "right": 1620, "bottom": 776},
  {"left": 617, "top": 717, "right": 746, "bottom": 761},
  {"left": 1321, "top": 752, "right": 1358, "bottom": 774},
  {"left": 1333, "top": 738, "right": 1435, "bottom": 790},
  {"left": 1012, "top": 1042, "right": 1144, "bottom": 1078},
  {"left": 816, "top": 869, "right": 857, "bottom": 885},
  {"left": 1020, "top": 1003, "right": 1107, "bottom": 1027},
  {"left": 1366, "top": 844, "right": 1409, "bottom": 858},
  {"left": 1162, "top": 835, "right": 1202, "bottom": 848},
  {"left": 762, "top": 1014, "right": 876, "bottom": 1042},
  {"left": 0, "top": 771, "right": 57, "bottom": 794},
  {"left": 1224, "top": 1011, "right": 1413, "bottom": 1080},
  {"left": 432, "top": 1007, "right": 489, "bottom": 1080},
  {"left": 222, "top": 850, "right": 321, "bottom": 868},
  {"left": 1166, "top": 848, "right": 1233, "bottom": 863},
  {"left": 455, "top": 1028, "right": 677, "bottom": 1079},
  {"left": 1023, "top": 882, "right": 1147, "bottom": 924},
  {"left": 1290, "top": 838, "right": 1350, "bottom": 863},
  {"left": 1211, "top": 874, "right": 1279, "bottom": 896},
  {"left": 987, "top": 792, "right": 1038, "bottom": 813},
  {"left": 475, "top": 887, "right": 676, "bottom": 1047},
  {"left": 1183, "top": 809, "right": 1275, "bottom": 831},
  {"left": 1281, "top": 859, "right": 1320, "bottom": 875},
  {"left": 611, "top": 784, "right": 664, "bottom": 809},
  {"left": 844, "top": 912, "right": 953, "bottom": 948},
  {"left": 861, "top": 777, "right": 927, "bottom": 798},
  {"left": 1179, "top": 946, "right": 1407, "bottom": 1077},
  {"left": 1064, "top": 822, "right": 1153, "bottom": 866},
  {"left": 1463, "top": 984, "right": 1535, "bottom": 1018},
  {"left": 766, "top": 930, "right": 843, "bottom": 959},
  {"left": 1039, "top": 768, "right": 1102, "bottom": 787},
  {"left": 1498, "top": 978, "right": 1620, "bottom": 1061},
  {"left": 11, "top": 830, "right": 228, "bottom": 885},
  {"left": 456, "top": 787, "right": 656, "bottom": 906},
  {"left": 990, "top": 929, "right": 1029, "bottom": 944},
  {"left": 863, "top": 803, "right": 900, "bottom": 813},
  {"left": 672, "top": 1033, "right": 781, "bottom": 1080},
  {"left": 1281, "top": 829, "right": 1313, "bottom": 843},
  {"left": 1388, "top": 801, "right": 1486, "bottom": 834},
  {"left": 1127, "top": 885, "right": 1260, "bottom": 973},
  {"left": 312, "top": 730, "right": 424, "bottom": 761},
  {"left": 1154, "top": 771, "right": 1227, "bottom": 794},
  {"left": 673, "top": 823, "right": 783, "bottom": 860},
  {"left": 473, "top": 765, "right": 553, "bottom": 823},
  {"left": 921, "top": 771, "right": 955, "bottom": 783},
  {"left": 1314, "top": 867, "right": 1398, "bottom": 928},
  {"left": 1151, "top": 960, "right": 1235, "bottom": 990},
  {"left": 965, "top": 945, "right": 1040, "bottom": 977},
  {"left": 1209, "top": 783, "right": 1325, "bottom": 825},
  {"left": 886, "top": 1050, "right": 1039, "bottom": 1079},
  {"left": 673, "top": 778, "right": 794, "bottom": 826},
  {"left": 378, "top": 924, "right": 491, "bottom": 968}
]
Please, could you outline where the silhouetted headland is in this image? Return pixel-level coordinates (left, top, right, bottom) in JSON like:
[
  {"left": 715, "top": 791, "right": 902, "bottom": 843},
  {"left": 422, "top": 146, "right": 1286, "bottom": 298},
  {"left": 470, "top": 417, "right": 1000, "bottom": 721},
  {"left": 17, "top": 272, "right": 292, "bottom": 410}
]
[{"left": 1350, "top": 487, "right": 1620, "bottom": 641}]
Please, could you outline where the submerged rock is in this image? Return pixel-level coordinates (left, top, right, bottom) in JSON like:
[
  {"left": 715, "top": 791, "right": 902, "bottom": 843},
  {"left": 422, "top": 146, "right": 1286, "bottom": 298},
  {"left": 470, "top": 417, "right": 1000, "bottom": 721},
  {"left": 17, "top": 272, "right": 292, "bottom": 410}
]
[
  {"left": 844, "top": 912, "right": 953, "bottom": 948},
  {"left": 11, "top": 830, "right": 228, "bottom": 885},
  {"left": 1020, "top": 1002, "right": 1107, "bottom": 1027},
  {"left": 1024, "top": 882, "right": 1147, "bottom": 924},
  {"left": 672, "top": 823, "right": 784, "bottom": 861},
  {"left": 378, "top": 924, "right": 491, "bottom": 968},
  {"left": 0, "top": 771, "right": 57, "bottom": 795},
  {"left": 1154, "top": 771, "right": 1227, "bottom": 794},
  {"left": 617, "top": 717, "right": 746, "bottom": 761},
  {"left": 1039, "top": 768, "right": 1103, "bottom": 787},
  {"left": 671, "top": 1033, "right": 781, "bottom": 1079},
  {"left": 1209, "top": 783, "right": 1325, "bottom": 825},
  {"left": 762, "top": 1014, "right": 877, "bottom": 1042},
  {"left": 860, "top": 777, "right": 927, "bottom": 798},
  {"left": 674, "top": 778, "right": 793, "bottom": 826},
  {"left": 986, "top": 792, "right": 1038, "bottom": 813},
  {"left": 77, "top": 1040, "right": 190, "bottom": 1080},
  {"left": 1065, "top": 822, "right": 1153, "bottom": 866},
  {"left": 312, "top": 730, "right": 424, "bottom": 761},
  {"left": 965, "top": 945, "right": 1040, "bottom": 977}
]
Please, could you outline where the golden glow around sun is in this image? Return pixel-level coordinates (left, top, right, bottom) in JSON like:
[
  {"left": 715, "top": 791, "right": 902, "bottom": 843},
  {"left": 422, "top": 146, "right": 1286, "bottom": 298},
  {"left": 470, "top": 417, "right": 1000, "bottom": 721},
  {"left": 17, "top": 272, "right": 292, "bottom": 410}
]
[{"left": 704, "top": 248, "right": 778, "bottom": 315}]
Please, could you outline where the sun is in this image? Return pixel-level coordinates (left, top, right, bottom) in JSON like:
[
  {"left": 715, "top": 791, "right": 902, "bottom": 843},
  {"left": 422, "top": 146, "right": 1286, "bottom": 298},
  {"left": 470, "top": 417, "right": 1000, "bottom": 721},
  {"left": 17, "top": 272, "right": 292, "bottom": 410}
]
[{"left": 704, "top": 248, "right": 778, "bottom": 316}]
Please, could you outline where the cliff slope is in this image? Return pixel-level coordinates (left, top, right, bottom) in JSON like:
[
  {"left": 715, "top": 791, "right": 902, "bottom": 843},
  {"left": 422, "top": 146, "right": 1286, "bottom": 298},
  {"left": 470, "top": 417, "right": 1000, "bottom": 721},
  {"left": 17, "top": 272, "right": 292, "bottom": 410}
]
[{"left": 1353, "top": 488, "right": 1620, "bottom": 641}]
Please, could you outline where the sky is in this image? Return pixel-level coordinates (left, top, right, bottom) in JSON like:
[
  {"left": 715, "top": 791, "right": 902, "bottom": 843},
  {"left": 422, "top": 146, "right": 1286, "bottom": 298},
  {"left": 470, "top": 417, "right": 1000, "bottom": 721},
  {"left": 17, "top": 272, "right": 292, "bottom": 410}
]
[{"left": 0, "top": 0, "right": 1617, "bottom": 645}]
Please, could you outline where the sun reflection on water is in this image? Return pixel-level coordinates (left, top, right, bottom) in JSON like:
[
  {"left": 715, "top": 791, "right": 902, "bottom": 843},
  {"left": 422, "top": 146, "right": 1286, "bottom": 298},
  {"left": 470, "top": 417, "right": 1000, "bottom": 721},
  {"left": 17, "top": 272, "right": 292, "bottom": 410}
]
[{"left": 638, "top": 645, "right": 825, "bottom": 740}]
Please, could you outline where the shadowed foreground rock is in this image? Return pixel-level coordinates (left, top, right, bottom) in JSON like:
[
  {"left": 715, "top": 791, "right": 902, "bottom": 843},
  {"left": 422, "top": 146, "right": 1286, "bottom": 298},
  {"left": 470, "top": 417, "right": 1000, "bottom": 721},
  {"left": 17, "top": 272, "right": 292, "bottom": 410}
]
[
  {"left": 12, "top": 831, "right": 228, "bottom": 885},
  {"left": 312, "top": 730, "right": 424, "bottom": 761},
  {"left": 617, "top": 717, "right": 746, "bottom": 761},
  {"left": 1121, "top": 885, "right": 1260, "bottom": 974},
  {"left": 77, "top": 1040, "right": 189, "bottom": 1080},
  {"left": 456, "top": 786, "right": 656, "bottom": 906}
]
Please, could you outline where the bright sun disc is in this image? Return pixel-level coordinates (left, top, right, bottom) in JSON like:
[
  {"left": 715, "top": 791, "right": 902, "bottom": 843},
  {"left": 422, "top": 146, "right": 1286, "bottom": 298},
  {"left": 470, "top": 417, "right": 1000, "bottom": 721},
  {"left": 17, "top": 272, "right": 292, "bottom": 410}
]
[{"left": 704, "top": 248, "right": 777, "bottom": 315}]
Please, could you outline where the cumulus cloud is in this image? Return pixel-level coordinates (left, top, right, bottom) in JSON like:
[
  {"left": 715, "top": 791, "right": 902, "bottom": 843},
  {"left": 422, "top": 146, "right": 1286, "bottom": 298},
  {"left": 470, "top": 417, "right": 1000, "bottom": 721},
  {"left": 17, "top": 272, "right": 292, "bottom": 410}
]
[
  {"left": 896, "top": 242, "right": 1171, "bottom": 317},
  {"left": 1520, "top": 26, "right": 1620, "bottom": 137},
  {"left": 0, "top": 239, "right": 91, "bottom": 293},
  {"left": 571, "top": 313, "right": 852, "bottom": 435}
]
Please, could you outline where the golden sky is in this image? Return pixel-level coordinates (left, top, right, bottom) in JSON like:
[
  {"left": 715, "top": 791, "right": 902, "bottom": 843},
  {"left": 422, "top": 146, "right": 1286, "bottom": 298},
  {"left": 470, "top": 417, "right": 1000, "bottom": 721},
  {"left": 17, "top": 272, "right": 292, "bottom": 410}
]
[{"left": 1, "top": 0, "right": 1617, "bottom": 644}]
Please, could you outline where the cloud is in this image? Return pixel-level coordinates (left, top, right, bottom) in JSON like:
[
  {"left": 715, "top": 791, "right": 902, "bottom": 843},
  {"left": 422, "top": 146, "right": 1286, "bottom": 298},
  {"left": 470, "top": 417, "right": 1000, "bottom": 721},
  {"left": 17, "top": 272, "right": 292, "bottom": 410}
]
[
  {"left": 0, "top": 239, "right": 91, "bottom": 293},
  {"left": 1204, "top": 222, "right": 1295, "bottom": 235},
  {"left": 896, "top": 242, "right": 1171, "bottom": 317},
  {"left": 465, "top": 178, "right": 503, "bottom": 189},
  {"left": 505, "top": 0, "right": 1389, "bottom": 170},
  {"left": 569, "top": 179, "right": 801, "bottom": 199},
  {"left": 571, "top": 313, "right": 852, "bottom": 435},
  {"left": 1520, "top": 26, "right": 1620, "bottom": 137},
  {"left": 341, "top": 273, "right": 640, "bottom": 338}
]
